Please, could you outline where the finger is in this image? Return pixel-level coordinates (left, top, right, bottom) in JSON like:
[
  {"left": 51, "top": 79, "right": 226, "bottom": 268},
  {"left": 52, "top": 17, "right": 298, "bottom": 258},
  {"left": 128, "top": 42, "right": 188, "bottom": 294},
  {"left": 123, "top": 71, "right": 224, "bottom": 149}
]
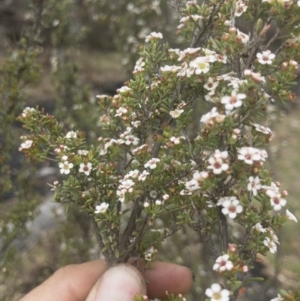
[
  {"left": 85, "top": 264, "right": 146, "bottom": 301},
  {"left": 142, "top": 261, "right": 193, "bottom": 299},
  {"left": 20, "top": 260, "right": 108, "bottom": 301}
]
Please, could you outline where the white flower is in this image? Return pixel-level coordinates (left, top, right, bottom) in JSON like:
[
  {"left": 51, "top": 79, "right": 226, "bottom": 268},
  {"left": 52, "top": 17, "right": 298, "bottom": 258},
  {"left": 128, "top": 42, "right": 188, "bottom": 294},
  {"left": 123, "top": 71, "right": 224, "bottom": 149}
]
[
  {"left": 95, "top": 202, "right": 109, "bottom": 214},
  {"left": 237, "top": 29, "right": 249, "bottom": 44},
  {"left": 207, "top": 150, "right": 229, "bottom": 175},
  {"left": 138, "top": 170, "right": 150, "bottom": 181},
  {"left": 205, "top": 283, "right": 230, "bottom": 301},
  {"left": 204, "top": 77, "right": 219, "bottom": 91},
  {"left": 66, "top": 131, "right": 77, "bottom": 139},
  {"left": 264, "top": 237, "right": 277, "bottom": 253},
  {"left": 253, "top": 123, "right": 272, "bottom": 135},
  {"left": 298, "top": 0, "right": 300, "bottom": 7},
  {"left": 117, "top": 189, "right": 126, "bottom": 202},
  {"left": 59, "top": 161, "right": 74, "bottom": 174},
  {"left": 286, "top": 209, "right": 298, "bottom": 222},
  {"left": 125, "top": 170, "right": 139, "bottom": 179},
  {"left": 219, "top": 197, "right": 243, "bottom": 219},
  {"left": 22, "top": 107, "right": 36, "bottom": 117},
  {"left": 20, "top": 140, "right": 33, "bottom": 150},
  {"left": 78, "top": 149, "right": 89, "bottom": 156},
  {"left": 221, "top": 90, "right": 246, "bottom": 111},
  {"left": 235, "top": 0, "right": 248, "bottom": 17},
  {"left": 185, "top": 179, "right": 200, "bottom": 191},
  {"left": 267, "top": 191, "right": 287, "bottom": 211},
  {"left": 169, "top": 109, "right": 184, "bottom": 118},
  {"left": 189, "top": 57, "right": 210, "bottom": 74},
  {"left": 213, "top": 254, "right": 234, "bottom": 272},
  {"left": 237, "top": 147, "right": 263, "bottom": 165},
  {"left": 144, "top": 201, "right": 150, "bottom": 208},
  {"left": 119, "top": 179, "right": 135, "bottom": 190},
  {"left": 270, "top": 294, "right": 284, "bottom": 301},
  {"left": 247, "top": 176, "right": 261, "bottom": 196},
  {"left": 117, "top": 86, "right": 132, "bottom": 94},
  {"left": 144, "top": 158, "right": 160, "bottom": 169},
  {"left": 124, "top": 135, "right": 139, "bottom": 146},
  {"left": 163, "top": 194, "right": 169, "bottom": 200},
  {"left": 160, "top": 65, "right": 181, "bottom": 73},
  {"left": 79, "top": 162, "right": 92, "bottom": 176},
  {"left": 145, "top": 32, "right": 163, "bottom": 42},
  {"left": 155, "top": 200, "right": 162, "bottom": 205},
  {"left": 201, "top": 107, "right": 220, "bottom": 124},
  {"left": 256, "top": 50, "right": 275, "bottom": 65},
  {"left": 253, "top": 223, "right": 267, "bottom": 233},
  {"left": 115, "top": 107, "right": 128, "bottom": 117}
]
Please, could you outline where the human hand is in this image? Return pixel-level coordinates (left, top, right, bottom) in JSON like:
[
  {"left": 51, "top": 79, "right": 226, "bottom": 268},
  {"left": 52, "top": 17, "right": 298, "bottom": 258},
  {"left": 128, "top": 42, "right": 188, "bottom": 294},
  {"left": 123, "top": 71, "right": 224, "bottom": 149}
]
[{"left": 20, "top": 260, "right": 193, "bottom": 301}]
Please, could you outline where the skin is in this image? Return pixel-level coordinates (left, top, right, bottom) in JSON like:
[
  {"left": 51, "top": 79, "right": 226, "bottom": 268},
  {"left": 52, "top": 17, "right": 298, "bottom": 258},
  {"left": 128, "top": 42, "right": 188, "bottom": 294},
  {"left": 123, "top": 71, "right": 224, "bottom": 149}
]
[{"left": 20, "top": 260, "right": 193, "bottom": 301}]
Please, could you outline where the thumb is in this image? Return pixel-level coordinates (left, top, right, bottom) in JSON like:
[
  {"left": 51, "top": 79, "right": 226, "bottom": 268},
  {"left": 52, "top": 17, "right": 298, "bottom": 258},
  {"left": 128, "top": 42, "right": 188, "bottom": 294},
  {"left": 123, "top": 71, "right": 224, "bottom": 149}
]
[{"left": 85, "top": 264, "right": 147, "bottom": 301}]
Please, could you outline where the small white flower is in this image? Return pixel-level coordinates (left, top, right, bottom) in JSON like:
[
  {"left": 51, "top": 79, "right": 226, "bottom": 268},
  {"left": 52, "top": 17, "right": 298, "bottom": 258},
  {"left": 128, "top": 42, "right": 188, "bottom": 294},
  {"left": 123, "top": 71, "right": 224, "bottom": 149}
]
[
  {"left": 62, "top": 155, "right": 68, "bottom": 161},
  {"left": 119, "top": 178, "right": 135, "bottom": 190},
  {"left": 59, "top": 161, "right": 74, "bottom": 174},
  {"left": 117, "top": 86, "right": 132, "bottom": 94},
  {"left": 20, "top": 140, "right": 33, "bottom": 149},
  {"left": 207, "top": 150, "right": 229, "bottom": 175},
  {"left": 145, "top": 32, "right": 163, "bottom": 42},
  {"left": 78, "top": 149, "right": 89, "bottom": 156},
  {"left": 235, "top": 0, "right": 248, "bottom": 17},
  {"left": 204, "top": 77, "right": 219, "bottom": 91},
  {"left": 256, "top": 50, "right": 275, "bottom": 65},
  {"left": 221, "top": 90, "right": 246, "bottom": 111},
  {"left": 247, "top": 176, "right": 261, "bottom": 196},
  {"left": 125, "top": 170, "right": 139, "bottom": 179},
  {"left": 205, "top": 283, "right": 230, "bottom": 301},
  {"left": 270, "top": 294, "right": 284, "bottom": 301},
  {"left": 267, "top": 191, "right": 286, "bottom": 211},
  {"left": 286, "top": 209, "right": 298, "bottom": 222},
  {"left": 219, "top": 197, "right": 243, "bottom": 219},
  {"left": 115, "top": 107, "right": 128, "bottom": 117},
  {"left": 264, "top": 237, "right": 277, "bottom": 253},
  {"left": 213, "top": 254, "right": 234, "bottom": 272},
  {"left": 163, "top": 194, "right": 169, "bottom": 200},
  {"left": 144, "top": 158, "right": 160, "bottom": 169},
  {"left": 237, "top": 147, "right": 263, "bottom": 165},
  {"left": 79, "top": 162, "right": 92, "bottom": 176},
  {"left": 253, "top": 123, "right": 272, "bottom": 135},
  {"left": 160, "top": 65, "right": 181, "bottom": 73},
  {"left": 124, "top": 135, "right": 139, "bottom": 146},
  {"left": 22, "top": 107, "right": 36, "bottom": 117},
  {"left": 138, "top": 170, "right": 150, "bottom": 181},
  {"left": 185, "top": 179, "right": 200, "bottom": 191},
  {"left": 66, "top": 131, "right": 77, "bottom": 139},
  {"left": 189, "top": 57, "right": 210, "bottom": 74},
  {"left": 169, "top": 109, "right": 184, "bottom": 118},
  {"left": 201, "top": 107, "right": 220, "bottom": 124},
  {"left": 117, "top": 189, "right": 126, "bottom": 202},
  {"left": 237, "top": 29, "right": 249, "bottom": 44},
  {"left": 253, "top": 223, "right": 267, "bottom": 233},
  {"left": 155, "top": 200, "right": 162, "bottom": 205},
  {"left": 95, "top": 202, "right": 109, "bottom": 214}
]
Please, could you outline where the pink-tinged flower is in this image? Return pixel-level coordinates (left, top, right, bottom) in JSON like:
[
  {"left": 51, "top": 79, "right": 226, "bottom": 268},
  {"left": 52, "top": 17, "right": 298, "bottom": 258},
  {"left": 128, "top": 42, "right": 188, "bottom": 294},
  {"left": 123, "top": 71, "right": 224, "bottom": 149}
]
[
  {"left": 205, "top": 283, "right": 230, "bottom": 301},
  {"left": 218, "top": 197, "right": 243, "bottom": 219},
  {"left": 237, "top": 147, "right": 263, "bottom": 165},
  {"left": 95, "top": 202, "right": 109, "bottom": 214},
  {"left": 189, "top": 57, "right": 210, "bottom": 74},
  {"left": 144, "top": 158, "right": 160, "bottom": 169},
  {"left": 221, "top": 90, "right": 246, "bottom": 111},
  {"left": 247, "top": 176, "right": 261, "bottom": 196},
  {"left": 138, "top": 170, "right": 150, "bottom": 181},
  {"left": 66, "top": 131, "right": 77, "bottom": 139},
  {"left": 79, "top": 162, "right": 92, "bottom": 176},
  {"left": 253, "top": 123, "right": 272, "bottom": 135},
  {"left": 256, "top": 50, "right": 275, "bottom": 65},
  {"left": 286, "top": 209, "right": 298, "bottom": 222},
  {"left": 145, "top": 32, "right": 163, "bottom": 42},
  {"left": 170, "top": 109, "right": 184, "bottom": 118},
  {"left": 115, "top": 107, "right": 128, "bottom": 117},
  {"left": 207, "top": 150, "right": 229, "bottom": 175},
  {"left": 59, "top": 161, "right": 74, "bottom": 174},
  {"left": 264, "top": 237, "right": 277, "bottom": 253},
  {"left": 20, "top": 140, "right": 33, "bottom": 150},
  {"left": 213, "top": 254, "right": 234, "bottom": 272}
]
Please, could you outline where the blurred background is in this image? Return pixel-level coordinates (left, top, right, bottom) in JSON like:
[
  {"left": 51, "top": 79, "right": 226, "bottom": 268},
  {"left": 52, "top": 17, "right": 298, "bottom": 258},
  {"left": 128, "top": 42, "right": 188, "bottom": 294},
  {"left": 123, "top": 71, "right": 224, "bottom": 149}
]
[{"left": 0, "top": 0, "right": 299, "bottom": 300}]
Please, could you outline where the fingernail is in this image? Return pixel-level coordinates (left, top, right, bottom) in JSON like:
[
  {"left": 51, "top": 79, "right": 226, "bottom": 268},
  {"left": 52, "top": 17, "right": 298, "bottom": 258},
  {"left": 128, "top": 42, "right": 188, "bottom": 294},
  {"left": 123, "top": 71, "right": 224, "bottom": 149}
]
[{"left": 94, "top": 264, "right": 146, "bottom": 301}]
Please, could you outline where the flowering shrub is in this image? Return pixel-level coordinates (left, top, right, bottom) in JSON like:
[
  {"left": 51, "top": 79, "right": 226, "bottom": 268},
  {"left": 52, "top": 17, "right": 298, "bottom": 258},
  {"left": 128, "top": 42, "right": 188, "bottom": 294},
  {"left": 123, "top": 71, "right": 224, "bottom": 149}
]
[{"left": 18, "top": 0, "right": 300, "bottom": 300}]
